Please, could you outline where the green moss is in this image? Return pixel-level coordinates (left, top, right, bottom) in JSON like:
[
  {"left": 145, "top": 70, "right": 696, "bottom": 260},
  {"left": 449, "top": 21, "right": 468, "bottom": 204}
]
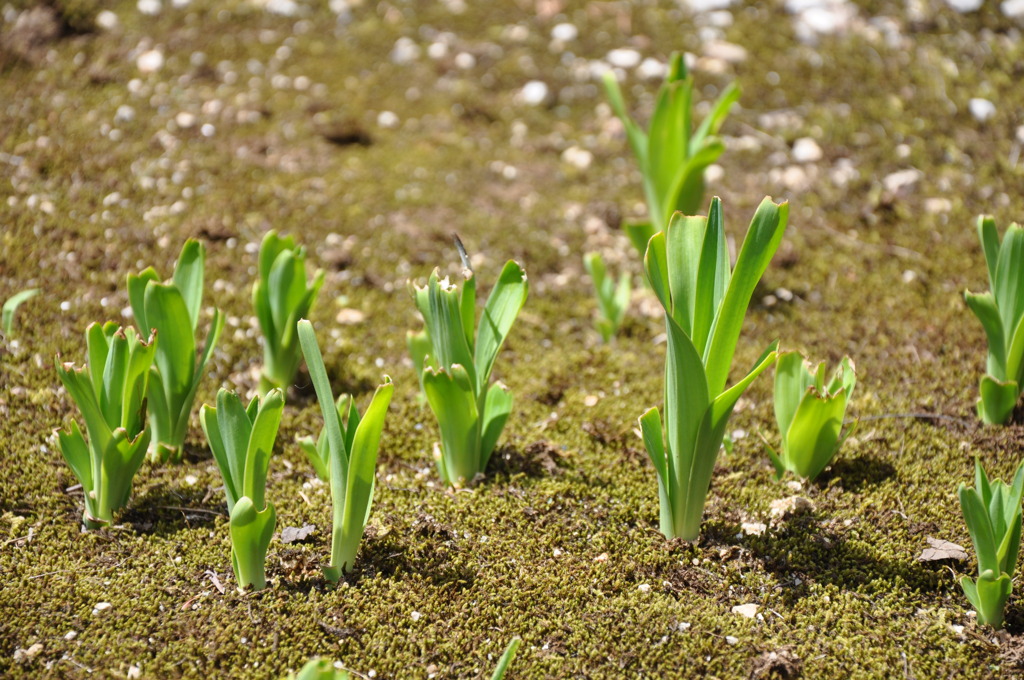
[{"left": 2, "top": 0, "right": 1024, "bottom": 677}]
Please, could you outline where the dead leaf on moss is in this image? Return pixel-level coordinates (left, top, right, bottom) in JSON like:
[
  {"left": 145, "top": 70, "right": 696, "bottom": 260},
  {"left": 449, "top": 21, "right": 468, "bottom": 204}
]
[
  {"left": 280, "top": 524, "right": 316, "bottom": 544},
  {"left": 917, "top": 537, "right": 967, "bottom": 562}
]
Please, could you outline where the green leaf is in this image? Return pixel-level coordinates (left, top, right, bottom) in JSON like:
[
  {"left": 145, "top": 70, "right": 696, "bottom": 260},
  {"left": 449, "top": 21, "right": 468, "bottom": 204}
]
[
  {"left": 1005, "top": 313, "right": 1024, "bottom": 390},
  {"left": 993, "top": 224, "right": 1024, "bottom": 334},
  {"left": 783, "top": 387, "right": 848, "bottom": 480},
  {"left": 977, "top": 215, "right": 1000, "bottom": 290},
  {"left": 172, "top": 239, "right": 205, "bottom": 332},
  {"left": 639, "top": 407, "right": 674, "bottom": 538},
  {"left": 691, "top": 197, "right": 730, "bottom": 355},
  {"left": 690, "top": 81, "right": 740, "bottom": 155},
  {"left": 667, "top": 140, "right": 725, "bottom": 220},
  {"left": 965, "top": 291, "right": 1007, "bottom": 378},
  {"left": 422, "top": 365, "right": 479, "bottom": 487},
  {"left": 490, "top": 637, "right": 521, "bottom": 680},
  {"left": 424, "top": 272, "right": 476, "bottom": 386},
  {"left": 977, "top": 375, "right": 1019, "bottom": 425},
  {"left": 144, "top": 282, "right": 196, "bottom": 407},
  {"left": 56, "top": 420, "right": 95, "bottom": 517},
  {"left": 480, "top": 382, "right": 513, "bottom": 469},
  {"left": 126, "top": 268, "right": 159, "bottom": 335},
  {"left": 973, "top": 571, "right": 1012, "bottom": 629},
  {"left": 961, "top": 484, "right": 1000, "bottom": 575},
  {"left": 474, "top": 261, "right": 528, "bottom": 393},
  {"left": 773, "top": 351, "right": 813, "bottom": 442},
  {"left": 665, "top": 213, "right": 706, "bottom": 334},
  {"left": 2, "top": 288, "right": 39, "bottom": 336},
  {"left": 229, "top": 497, "right": 276, "bottom": 591},
  {"left": 704, "top": 197, "right": 788, "bottom": 396},
  {"left": 336, "top": 377, "right": 393, "bottom": 575},
  {"left": 624, "top": 221, "right": 656, "bottom": 258},
  {"left": 243, "top": 388, "right": 283, "bottom": 511},
  {"left": 643, "top": 231, "right": 672, "bottom": 313}
]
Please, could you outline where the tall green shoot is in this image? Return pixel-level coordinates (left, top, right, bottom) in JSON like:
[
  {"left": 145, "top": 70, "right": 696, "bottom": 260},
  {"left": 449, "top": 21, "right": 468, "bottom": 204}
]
[
  {"left": 128, "top": 239, "right": 224, "bottom": 463},
  {"left": 638, "top": 197, "right": 787, "bottom": 540},
  {"left": 603, "top": 52, "right": 740, "bottom": 256}
]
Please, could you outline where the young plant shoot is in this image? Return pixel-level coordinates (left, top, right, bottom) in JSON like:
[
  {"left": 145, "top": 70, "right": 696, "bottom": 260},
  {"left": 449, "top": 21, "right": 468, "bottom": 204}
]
[
  {"left": 765, "top": 352, "right": 856, "bottom": 481},
  {"left": 603, "top": 52, "right": 740, "bottom": 256},
  {"left": 638, "top": 197, "right": 788, "bottom": 541},
  {"left": 408, "top": 239, "right": 528, "bottom": 487},
  {"left": 128, "top": 239, "right": 224, "bottom": 463},
  {"left": 55, "top": 323, "right": 156, "bottom": 529},
  {"left": 253, "top": 231, "right": 326, "bottom": 396},
  {"left": 285, "top": 659, "right": 351, "bottom": 680},
  {"left": 200, "top": 388, "right": 284, "bottom": 591},
  {"left": 297, "top": 319, "right": 393, "bottom": 581},
  {"left": 490, "top": 637, "right": 522, "bottom": 680},
  {"left": 2, "top": 287, "right": 39, "bottom": 337},
  {"left": 965, "top": 216, "right": 1024, "bottom": 425},
  {"left": 958, "top": 459, "right": 1024, "bottom": 629},
  {"left": 584, "top": 252, "right": 631, "bottom": 343}
]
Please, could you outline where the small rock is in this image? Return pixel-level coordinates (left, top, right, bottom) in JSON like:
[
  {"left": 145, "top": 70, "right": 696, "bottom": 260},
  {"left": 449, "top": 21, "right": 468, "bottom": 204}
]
[
  {"left": 390, "top": 37, "right": 420, "bottom": 65},
  {"left": 593, "top": 552, "right": 609, "bottom": 563},
  {"left": 335, "top": 308, "right": 366, "bottom": 324},
  {"left": 679, "top": 622, "right": 691, "bottom": 631},
  {"left": 1004, "top": 0, "right": 1024, "bottom": 17},
  {"left": 769, "top": 496, "right": 813, "bottom": 518},
  {"left": 136, "top": 49, "right": 165, "bottom": 74},
  {"left": 740, "top": 521, "right": 767, "bottom": 536},
  {"left": 637, "top": 583, "right": 651, "bottom": 593},
  {"left": 128, "top": 665, "right": 142, "bottom": 679},
  {"left": 561, "top": 145, "right": 593, "bottom": 170},
  {"left": 96, "top": 10, "right": 119, "bottom": 30},
  {"left": 792, "top": 137, "right": 823, "bottom": 163},
  {"left": 882, "top": 168, "right": 922, "bottom": 194},
  {"left": 137, "top": 0, "right": 161, "bottom": 15},
  {"left": 902, "top": 270, "right": 917, "bottom": 284},
  {"left": 64, "top": 631, "right": 77, "bottom": 641},
  {"left": 732, "top": 603, "right": 759, "bottom": 618},
  {"left": 607, "top": 48, "right": 642, "bottom": 69},
  {"left": 636, "top": 57, "right": 668, "bottom": 80},
  {"left": 968, "top": 98, "right": 996, "bottom": 123},
  {"left": 944, "top": 0, "right": 983, "bottom": 11},
  {"left": 281, "top": 524, "right": 317, "bottom": 544},
  {"left": 519, "top": 80, "right": 551, "bottom": 106},
  {"left": 785, "top": 480, "right": 802, "bottom": 492},
  {"left": 13, "top": 643, "right": 43, "bottom": 663},
  {"left": 377, "top": 111, "right": 399, "bottom": 129},
  {"left": 411, "top": 611, "right": 423, "bottom": 622},
  {"left": 184, "top": 475, "right": 198, "bottom": 486},
  {"left": 175, "top": 112, "right": 197, "bottom": 129},
  {"left": 703, "top": 40, "right": 747, "bottom": 64},
  {"left": 924, "top": 197, "right": 952, "bottom": 214},
  {"left": 92, "top": 602, "right": 113, "bottom": 616},
  {"left": 551, "top": 23, "right": 578, "bottom": 42},
  {"left": 725, "top": 635, "right": 740, "bottom": 645},
  {"left": 583, "top": 394, "right": 599, "bottom": 407},
  {"left": 453, "top": 52, "right": 475, "bottom": 69}
]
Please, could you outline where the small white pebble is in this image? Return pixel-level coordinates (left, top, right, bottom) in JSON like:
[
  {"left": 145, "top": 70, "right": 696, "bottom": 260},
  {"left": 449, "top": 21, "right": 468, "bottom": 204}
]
[
  {"left": 637, "top": 583, "right": 651, "bottom": 593},
  {"left": 127, "top": 665, "right": 142, "bottom": 679},
  {"left": 92, "top": 602, "right": 113, "bottom": 616},
  {"left": 607, "top": 48, "right": 642, "bottom": 69},
  {"left": 679, "top": 622, "right": 691, "bottom": 631},
  {"left": 64, "top": 631, "right": 78, "bottom": 641},
  {"left": 96, "top": 10, "right": 119, "bottom": 30},
  {"left": 732, "top": 603, "right": 759, "bottom": 618},
  {"left": 792, "top": 137, "right": 823, "bottom": 163},
  {"left": 583, "top": 394, "right": 599, "bottom": 407},
  {"left": 175, "top": 112, "right": 197, "bottom": 129},
  {"left": 519, "top": 80, "right": 550, "bottom": 106},
  {"left": 427, "top": 42, "right": 448, "bottom": 60},
  {"left": 902, "top": 270, "right": 917, "bottom": 284},
  {"left": 201, "top": 124, "right": 215, "bottom": 137},
  {"left": 390, "top": 37, "right": 421, "bottom": 65},
  {"left": 968, "top": 98, "right": 996, "bottom": 123},
  {"left": 377, "top": 111, "right": 399, "bottom": 129},
  {"left": 137, "top": 0, "right": 161, "bottom": 15},
  {"left": 60, "top": 301, "right": 71, "bottom": 312},
  {"left": 411, "top": 611, "right": 422, "bottom": 621},
  {"left": 552, "top": 548, "right": 563, "bottom": 557},
  {"left": 137, "top": 50, "right": 165, "bottom": 74},
  {"left": 725, "top": 635, "right": 739, "bottom": 645},
  {"left": 453, "top": 52, "right": 475, "bottom": 69},
  {"left": 636, "top": 57, "right": 667, "bottom": 80},
  {"left": 551, "top": 23, "right": 578, "bottom": 42},
  {"left": 184, "top": 475, "right": 198, "bottom": 486},
  {"left": 561, "top": 146, "right": 593, "bottom": 170}
]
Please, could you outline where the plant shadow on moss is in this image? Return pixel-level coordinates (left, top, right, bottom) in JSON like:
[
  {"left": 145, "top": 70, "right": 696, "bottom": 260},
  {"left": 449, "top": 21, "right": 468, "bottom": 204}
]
[
  {"left": 488, "top": 441, "right": 570, "bottom": 480},
  {"left": 122, "top": 481, "right": 224, "bottom": 535},
  {"left": 815, "top": 453, "right": 896, "bottom": 493},
  {"left": 744, "top": 513, "right": 942, "bottom": 604}
]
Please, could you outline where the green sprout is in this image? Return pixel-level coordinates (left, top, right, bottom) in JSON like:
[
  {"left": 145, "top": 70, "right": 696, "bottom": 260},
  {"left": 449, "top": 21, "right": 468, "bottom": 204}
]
[
  {"left": 128, "top": 239, "right": 224, "bottom": 463},
  {"left": 764, "top": 352, "right": 856, "bottom": 481},
  {"left": 490, "top": 637, "right": 521, "bottom": 680},
  {"left": 200, "top": 388, "right": 284, "bottom": 591},
  {"left": 583, "top": 252, "right": 631, "bottom": 343},
  {"left": 55, "top": 323, "right": 156, "bottom": 529},
  {"left": 297, "top": 319, "right": 393, "bottom": 582},
  {"left": 965, "top": 216, "right": 1024, "bottom": 425},
  {"left": 958, "top": 459, "right": 1024, "bottom": 629},
  {"left": 284, "top": 659, "right": 351, "bottom": 680},
  {"left": 407, "top": 239, "right": 528, "bottom": 487},
  {"left": 2, "top": 288, "right": 40, "bottom": 336},
  {"left": 297, "top": 394, "right": 353, "bottom": 482},
  {"left": 254, "top": 231, "right": 326, "bottom": 397},
  {"left": 638, "top": 197, "right": 787, "bottom": 541},
  {"left": 603, "top": 52, "right": 741, "bottom": 256}
]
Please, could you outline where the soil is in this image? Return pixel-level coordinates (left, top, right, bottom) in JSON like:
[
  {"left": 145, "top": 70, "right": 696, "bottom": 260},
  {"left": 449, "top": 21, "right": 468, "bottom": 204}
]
[{"left": 2, "top": 0, "right": 1024, "bottom": 678}]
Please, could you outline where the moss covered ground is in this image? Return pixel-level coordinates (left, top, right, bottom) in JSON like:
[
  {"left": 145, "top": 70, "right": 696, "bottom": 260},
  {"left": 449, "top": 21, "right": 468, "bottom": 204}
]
[{"left": 2, "top": 0, "right": 1024, "bottom": 677}]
